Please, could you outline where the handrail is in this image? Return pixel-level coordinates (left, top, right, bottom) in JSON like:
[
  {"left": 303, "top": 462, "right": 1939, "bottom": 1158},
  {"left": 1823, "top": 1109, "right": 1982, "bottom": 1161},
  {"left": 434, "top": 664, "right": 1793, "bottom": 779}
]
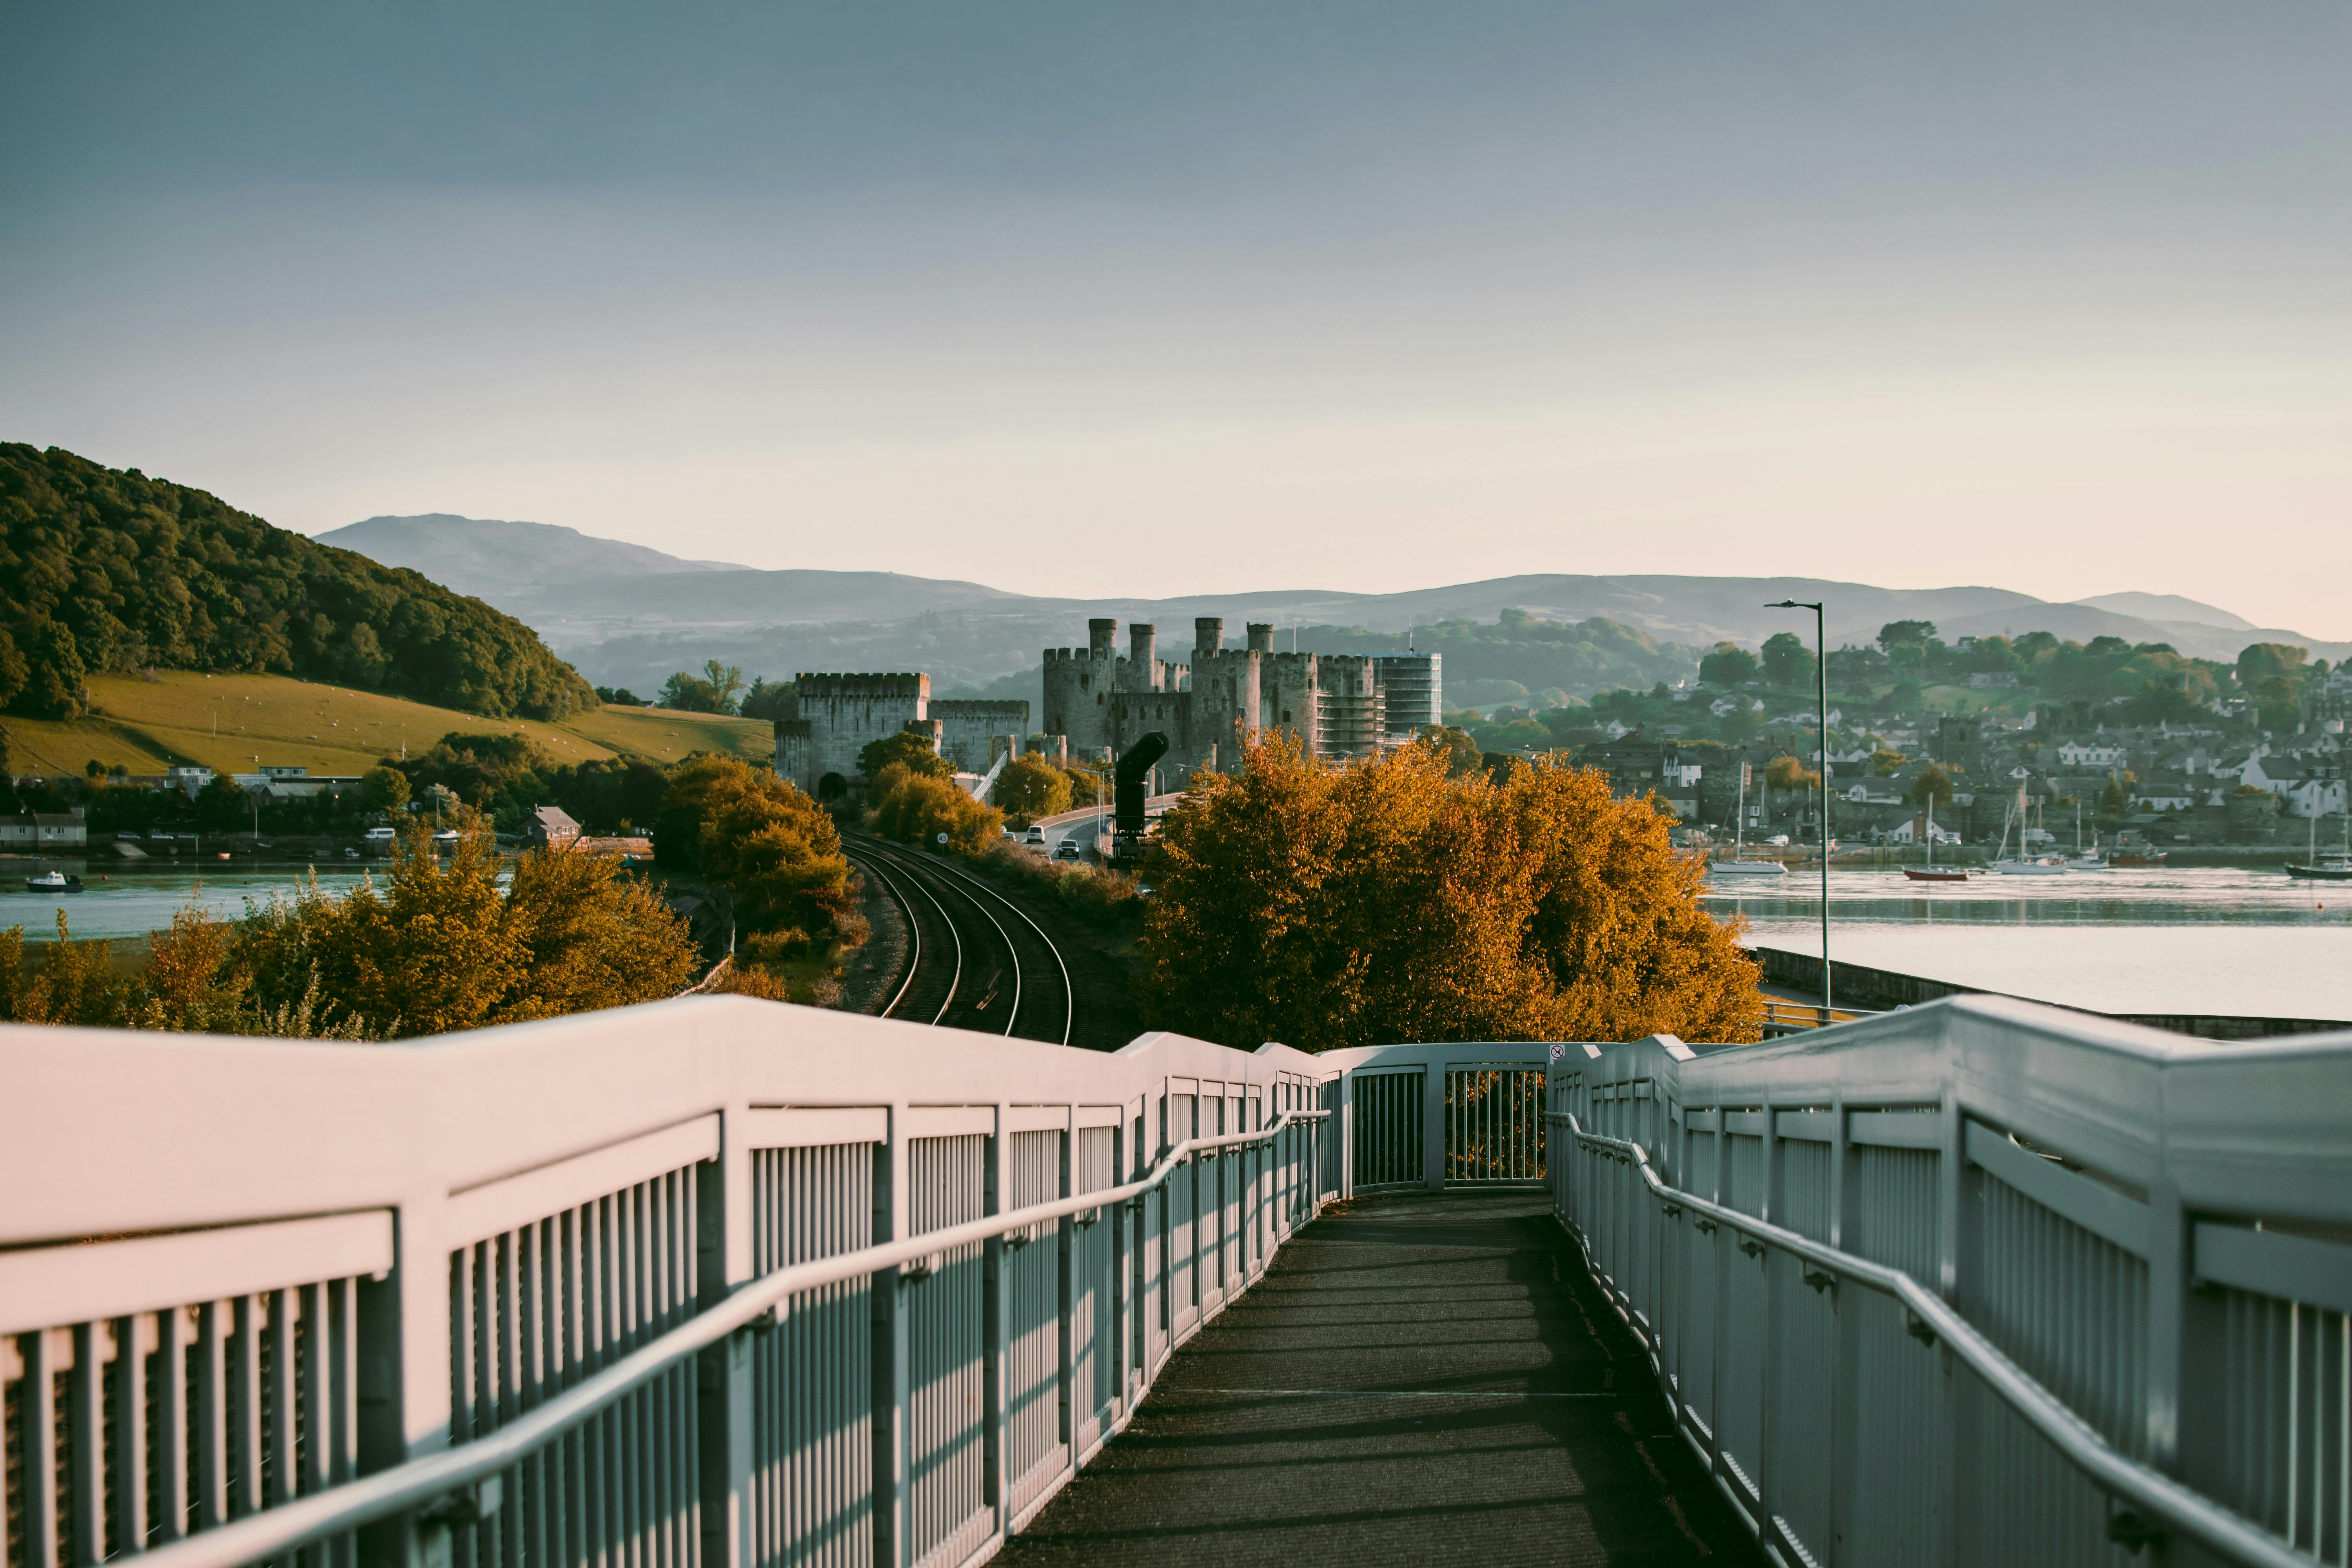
[
  {"left": 1553, "top": 1112, "right": 2310, "bottom": 1568},
  {"left": 130, "top": 1108, "right": 1332, "bottom": 1568}
]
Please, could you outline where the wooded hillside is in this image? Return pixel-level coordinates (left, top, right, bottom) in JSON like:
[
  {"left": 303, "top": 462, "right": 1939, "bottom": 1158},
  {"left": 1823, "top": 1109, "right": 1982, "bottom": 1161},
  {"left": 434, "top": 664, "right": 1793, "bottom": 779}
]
[{"left": 0, "top": 444, "right": 596, "bottom": 720}]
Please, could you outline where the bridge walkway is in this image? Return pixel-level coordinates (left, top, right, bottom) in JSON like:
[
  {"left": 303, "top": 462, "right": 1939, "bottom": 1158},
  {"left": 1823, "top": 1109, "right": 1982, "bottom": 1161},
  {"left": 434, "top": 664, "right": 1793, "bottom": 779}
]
[{"left": 999, "top": 1190, "right": 1764, "bottom": 1566}]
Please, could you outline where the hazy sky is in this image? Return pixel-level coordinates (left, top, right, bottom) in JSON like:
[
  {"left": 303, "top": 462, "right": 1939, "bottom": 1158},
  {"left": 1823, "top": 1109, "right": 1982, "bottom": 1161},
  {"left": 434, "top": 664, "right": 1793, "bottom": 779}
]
[{"left": 4, "top": 3, "right": 2347, "bottom": 635}]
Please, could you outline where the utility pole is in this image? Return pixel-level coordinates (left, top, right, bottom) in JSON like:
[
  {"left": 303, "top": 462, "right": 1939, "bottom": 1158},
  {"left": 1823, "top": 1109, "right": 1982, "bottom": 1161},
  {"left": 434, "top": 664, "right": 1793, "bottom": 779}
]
[{"left": 1768, "top": 599, "right": 1832, "bottom": 1017}]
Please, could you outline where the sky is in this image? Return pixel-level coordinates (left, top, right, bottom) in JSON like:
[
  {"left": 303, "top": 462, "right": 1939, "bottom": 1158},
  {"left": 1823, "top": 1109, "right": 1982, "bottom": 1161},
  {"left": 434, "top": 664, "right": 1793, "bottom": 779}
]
[{"left": 3, "top": 2, "right": 2347, "bottom": 637}]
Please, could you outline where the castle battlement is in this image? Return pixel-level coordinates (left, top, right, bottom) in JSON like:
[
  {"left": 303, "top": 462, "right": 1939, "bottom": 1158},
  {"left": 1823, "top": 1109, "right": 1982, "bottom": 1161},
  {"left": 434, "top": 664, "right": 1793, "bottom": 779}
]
[{"left": 795, "top": 672, "right": 930, "bottom": 699}]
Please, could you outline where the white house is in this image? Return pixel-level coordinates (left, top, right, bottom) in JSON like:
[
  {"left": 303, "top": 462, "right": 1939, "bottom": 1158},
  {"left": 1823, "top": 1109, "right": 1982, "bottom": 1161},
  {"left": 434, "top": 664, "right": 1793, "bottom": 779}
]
[{"left": 2054, "top": 740, "right": 2128, "bottom": 768}]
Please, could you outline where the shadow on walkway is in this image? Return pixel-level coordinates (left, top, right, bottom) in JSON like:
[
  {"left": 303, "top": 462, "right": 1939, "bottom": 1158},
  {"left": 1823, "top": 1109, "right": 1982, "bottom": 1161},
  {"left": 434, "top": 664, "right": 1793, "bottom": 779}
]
[{"left": 999, "top": 1190, "right": 1766, "bottom": 1566}]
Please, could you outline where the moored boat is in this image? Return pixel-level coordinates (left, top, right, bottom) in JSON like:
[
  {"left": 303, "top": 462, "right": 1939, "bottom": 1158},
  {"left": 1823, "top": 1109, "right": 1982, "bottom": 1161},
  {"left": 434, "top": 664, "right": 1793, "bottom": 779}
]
[
  {"left": 1711, "top": 762, "right": 1788, "bottom": 877},
  {"left": 2287, "top": 813, "right": 2352, "bottom": 880},
  {"left": 24, "top": 871, "right": 84, "bottom": 892},
  {"left": 1901, "top": 797, "right": 1967, "bottom": 882}
]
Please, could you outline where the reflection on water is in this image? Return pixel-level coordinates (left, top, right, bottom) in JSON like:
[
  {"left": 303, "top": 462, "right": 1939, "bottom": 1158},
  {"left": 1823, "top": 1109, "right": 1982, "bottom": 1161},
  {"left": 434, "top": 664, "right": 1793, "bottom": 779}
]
[
  {"left": 1704, "top": 867, "right": 2348, "bottom": 927},
  {"left": 1704, "top": 867, "right": 2352, "bottom": 1020},
  {"left": 4, "top": 864, "right": 375, "bottom": 942}
]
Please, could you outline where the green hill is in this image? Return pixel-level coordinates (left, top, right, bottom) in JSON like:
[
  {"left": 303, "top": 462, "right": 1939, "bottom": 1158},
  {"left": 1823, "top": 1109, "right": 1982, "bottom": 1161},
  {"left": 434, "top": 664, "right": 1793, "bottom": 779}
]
[
  {"left": 0, "top": 670, "right": 772, "bottom": 780},
  {"left": 0, "top": 444, "right": 595, "bottom": 721}
]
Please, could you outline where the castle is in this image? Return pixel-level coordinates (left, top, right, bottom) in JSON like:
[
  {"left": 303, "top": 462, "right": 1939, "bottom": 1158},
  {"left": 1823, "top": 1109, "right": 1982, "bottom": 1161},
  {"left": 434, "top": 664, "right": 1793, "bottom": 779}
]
[
  {"left": 772, "top": 675, "right": 1027, "bottom": 799},
  {"left": 1042, "top": 617, "right": 1440, "bottom": 785},
  {"left": 771, "top": 617, "right": 1440, "bottom": 798}
]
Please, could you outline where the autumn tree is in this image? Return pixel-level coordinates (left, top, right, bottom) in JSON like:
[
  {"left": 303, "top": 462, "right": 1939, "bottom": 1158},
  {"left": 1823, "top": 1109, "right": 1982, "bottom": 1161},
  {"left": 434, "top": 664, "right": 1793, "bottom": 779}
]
[
  {"left": 1423, "top": 725, "right": 1485, "bottom": 777},
  {"left": 1908, "top": 765, "right": 1954, "bottom": 809},
  {"left": 869, "top": 763, "right": 1004, "bottom": 858},
  {"left": 678, "top": 756, "right": 855, "bottom": 945},
  {"left": 858, "top": 731, "right": 951, "bottom": 781},
  {"left": 234, "top": 817, "right": 699, "bottom": 1036},
  {"left": 1140, "top": 739, "right": 1760, "bottom": 1052},
  {"left": 994, "top": 752, "right": 1074, "bottom": 822}
]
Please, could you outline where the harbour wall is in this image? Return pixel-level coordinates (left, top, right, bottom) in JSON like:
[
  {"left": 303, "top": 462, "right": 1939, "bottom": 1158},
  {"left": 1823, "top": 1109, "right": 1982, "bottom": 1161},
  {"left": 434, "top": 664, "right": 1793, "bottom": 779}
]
[{"left": 1748, "top": 944, "right": 2351, "bottom": 1042}]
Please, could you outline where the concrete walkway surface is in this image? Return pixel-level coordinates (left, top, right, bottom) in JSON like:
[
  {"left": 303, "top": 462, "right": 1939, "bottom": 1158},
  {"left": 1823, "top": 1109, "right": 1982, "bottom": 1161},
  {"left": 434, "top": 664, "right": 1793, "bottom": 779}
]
[{"left": 998, "top": 1190, "right": 1766, "bottom": 1566}]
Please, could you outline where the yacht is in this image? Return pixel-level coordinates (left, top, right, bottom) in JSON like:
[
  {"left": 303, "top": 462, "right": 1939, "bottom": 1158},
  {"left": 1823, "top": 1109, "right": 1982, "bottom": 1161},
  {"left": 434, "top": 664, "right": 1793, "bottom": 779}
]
[
  {"left": 24, "top": 870, "right": 84, "bottom": 893},
  {"left": 2287, "top": 813, "right": 2352, "bottom": 881},
  {"left": 1988, "top": 792, "right": 2067, "bottom": 876},
  {"left": 1711, "top": 763, "right": 1788, "bottom": 878}
]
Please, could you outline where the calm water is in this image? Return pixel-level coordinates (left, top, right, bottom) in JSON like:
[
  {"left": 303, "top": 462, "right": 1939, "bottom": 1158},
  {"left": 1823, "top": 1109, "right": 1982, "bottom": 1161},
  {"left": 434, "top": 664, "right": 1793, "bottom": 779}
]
[
  {"left": 12, "top": 858, "right": 2345, "bottom": 1021},
  {"left": 1706, "top": 866, "right": 2352, "bottom": 1020},
  {"left": 5, "top": 864, "right": 374, "bottom": 942}
]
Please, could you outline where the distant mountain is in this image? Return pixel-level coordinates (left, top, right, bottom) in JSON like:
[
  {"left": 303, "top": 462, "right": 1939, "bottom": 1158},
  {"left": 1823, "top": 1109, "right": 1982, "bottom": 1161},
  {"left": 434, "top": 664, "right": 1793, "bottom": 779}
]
[
  {"left": 303, "top": 512, "right": 2346, "bottom": 697},
  {"left": 2071, "top": 592, "right": 2255, "bottom": 631},
  {"left": 313, "top": 514, "right": 747, "bottom": 601}
]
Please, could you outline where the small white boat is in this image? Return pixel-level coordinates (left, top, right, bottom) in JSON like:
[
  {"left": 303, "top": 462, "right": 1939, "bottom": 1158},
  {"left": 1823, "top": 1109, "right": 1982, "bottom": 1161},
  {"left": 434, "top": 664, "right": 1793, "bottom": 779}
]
[{"left": 24, "top": 871, "right": 84, "bottom": 892}]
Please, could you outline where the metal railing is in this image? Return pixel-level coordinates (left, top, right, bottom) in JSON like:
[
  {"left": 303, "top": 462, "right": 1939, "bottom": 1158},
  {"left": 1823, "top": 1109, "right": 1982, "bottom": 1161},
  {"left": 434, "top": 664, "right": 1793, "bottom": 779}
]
[
  {"left": 22, "top": 989, "right": 2335, "bottom": 1567},
  {"left": 0, "top": 1008, "right": 1546, "bottom": 1568},
  {"left": 1550, "top": 996, "right": 2352, "bottom": 1567}
]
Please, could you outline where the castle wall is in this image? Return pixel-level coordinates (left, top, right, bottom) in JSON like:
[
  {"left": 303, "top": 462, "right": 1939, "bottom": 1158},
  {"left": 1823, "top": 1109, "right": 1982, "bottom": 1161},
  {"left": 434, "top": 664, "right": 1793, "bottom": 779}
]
[
  {"left": 774, "top": 673, "right": 928, "bottom": 794},
  {"left": 1183, "top": 617, "right": 1259, "bottom": 773},
  {"left": 933, "top": 699, "right": 1031, "bottom": 773},
  {"left": 1105, "top": 690, "right": 1214, "bottom": 789},
  {"left": 1262, "top": 650, "right": 1320, "bottom": 753},
  {"left": 1043, "top": 646, "right": 1118, "bottom": 757}
]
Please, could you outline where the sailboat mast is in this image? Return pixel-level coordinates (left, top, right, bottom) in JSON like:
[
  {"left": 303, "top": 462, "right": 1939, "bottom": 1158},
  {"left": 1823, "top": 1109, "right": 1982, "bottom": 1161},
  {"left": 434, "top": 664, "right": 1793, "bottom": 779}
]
[{"left": 1735, "top": 763, "right": 1746, "bottom": 860}]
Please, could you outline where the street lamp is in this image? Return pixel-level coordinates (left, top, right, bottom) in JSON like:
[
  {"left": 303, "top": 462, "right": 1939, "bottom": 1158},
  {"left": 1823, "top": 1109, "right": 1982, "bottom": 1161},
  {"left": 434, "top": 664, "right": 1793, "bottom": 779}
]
[{"left": 1766, "top": 599, "right": 1832, "bottom": 1017}]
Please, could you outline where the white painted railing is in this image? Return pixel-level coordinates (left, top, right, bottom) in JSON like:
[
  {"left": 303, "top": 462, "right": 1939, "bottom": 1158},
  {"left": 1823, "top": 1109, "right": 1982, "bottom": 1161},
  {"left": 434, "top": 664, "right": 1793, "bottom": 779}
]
[
  {"left": 27, "top": 988, "right": 2337, "bottom": 1568},
  {"left": 1550, "top": 995, "right": 2352, "bottom": 1568},
  {"left": 0, "top": 1005, "right": 1546, "bottom": 1568}
]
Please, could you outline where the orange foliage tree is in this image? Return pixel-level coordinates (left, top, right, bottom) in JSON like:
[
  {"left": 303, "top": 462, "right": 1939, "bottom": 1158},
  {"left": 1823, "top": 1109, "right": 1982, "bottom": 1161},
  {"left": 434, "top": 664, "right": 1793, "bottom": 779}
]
[{"left": 1140, "top": 737, "right": 1760, "bottom": 1051}]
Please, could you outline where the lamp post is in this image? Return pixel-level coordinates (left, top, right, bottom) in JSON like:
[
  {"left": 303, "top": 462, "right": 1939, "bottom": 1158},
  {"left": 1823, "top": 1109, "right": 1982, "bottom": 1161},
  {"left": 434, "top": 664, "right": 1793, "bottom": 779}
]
[{"left": 1767, "top": 599, "right": 1831, "bottom": 1017}]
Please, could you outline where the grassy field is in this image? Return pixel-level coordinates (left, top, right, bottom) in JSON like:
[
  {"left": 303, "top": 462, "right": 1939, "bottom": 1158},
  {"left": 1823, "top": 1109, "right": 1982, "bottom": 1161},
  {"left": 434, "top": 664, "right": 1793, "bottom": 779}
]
[
  {"left": 4, "top": 672, "right": 772, "bottom": 777},
  {"left": 559, "top": 702, "right": 773, "bottom": 766}
]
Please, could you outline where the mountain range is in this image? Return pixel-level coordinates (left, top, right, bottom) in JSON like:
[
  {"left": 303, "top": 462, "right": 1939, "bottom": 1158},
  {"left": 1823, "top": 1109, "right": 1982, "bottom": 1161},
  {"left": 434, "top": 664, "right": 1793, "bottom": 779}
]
[{"left": 314, "top": 514, "right": 2348, "bottom": 697}]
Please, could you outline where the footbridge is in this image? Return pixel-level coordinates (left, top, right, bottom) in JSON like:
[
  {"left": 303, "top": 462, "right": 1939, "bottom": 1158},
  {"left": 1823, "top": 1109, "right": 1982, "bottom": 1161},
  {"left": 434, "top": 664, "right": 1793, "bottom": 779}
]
[{"left": 3, "top": 997, "right": 2348, "bottom": 1567}]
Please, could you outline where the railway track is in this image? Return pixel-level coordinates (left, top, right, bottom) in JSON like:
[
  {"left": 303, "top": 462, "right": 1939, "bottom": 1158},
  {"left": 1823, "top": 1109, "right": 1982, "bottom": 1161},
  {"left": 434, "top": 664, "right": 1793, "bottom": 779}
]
[{"left": 845, "top": 835, "right": 1073, "bottom": 1047}]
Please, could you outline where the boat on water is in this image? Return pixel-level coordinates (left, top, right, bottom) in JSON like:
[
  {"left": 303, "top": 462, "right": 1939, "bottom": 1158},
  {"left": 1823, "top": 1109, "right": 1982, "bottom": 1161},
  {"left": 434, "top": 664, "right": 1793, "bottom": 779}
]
[
  {"left": 2065, "top": 804, "right": 2111, "bottom": 872},
  {"left": 1902, "top": 797, "right": 1968, "bottom": 882},
  {"left": 2287, "top": 812, "right": 2352, "bottom": 881},
  {"left": 24, "top": 871, "right": 84, "bottom": 893},
  {"left": 1711, "top": 761, "right": 1788, "bottom": 878},
  {"left": 1987, "top": 789, "right": 2067, "bottom": 876}
]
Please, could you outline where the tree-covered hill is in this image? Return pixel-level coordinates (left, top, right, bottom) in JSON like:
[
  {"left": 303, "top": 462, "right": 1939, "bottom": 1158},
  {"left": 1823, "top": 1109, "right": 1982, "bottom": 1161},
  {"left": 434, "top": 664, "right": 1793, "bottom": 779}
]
[
  {"left": 1296, "top": 609, "right": 1699, "bottom": 704},
  {"left": 0, "top": 444, "right": 596, "bottom": 720}
]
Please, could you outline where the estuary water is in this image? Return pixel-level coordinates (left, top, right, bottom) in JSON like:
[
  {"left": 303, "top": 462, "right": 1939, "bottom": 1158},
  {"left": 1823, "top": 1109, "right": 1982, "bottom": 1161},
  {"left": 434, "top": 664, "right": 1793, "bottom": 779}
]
[
  {"left": 4, "top": 864, "right": 374, "bottom": 943},
  {"left": 1706, "top": 866, "right": 2352, "bottom": 1021}
]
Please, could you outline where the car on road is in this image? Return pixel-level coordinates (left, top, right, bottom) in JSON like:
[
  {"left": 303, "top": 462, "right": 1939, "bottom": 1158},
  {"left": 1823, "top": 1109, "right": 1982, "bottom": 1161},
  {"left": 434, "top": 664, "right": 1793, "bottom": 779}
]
[
  {"left": 1053, "top": 839, "right": 1081, "bottom": 862},
  {"left": 1023, "top": 826, "right": 1046, "bottom": 846}
]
